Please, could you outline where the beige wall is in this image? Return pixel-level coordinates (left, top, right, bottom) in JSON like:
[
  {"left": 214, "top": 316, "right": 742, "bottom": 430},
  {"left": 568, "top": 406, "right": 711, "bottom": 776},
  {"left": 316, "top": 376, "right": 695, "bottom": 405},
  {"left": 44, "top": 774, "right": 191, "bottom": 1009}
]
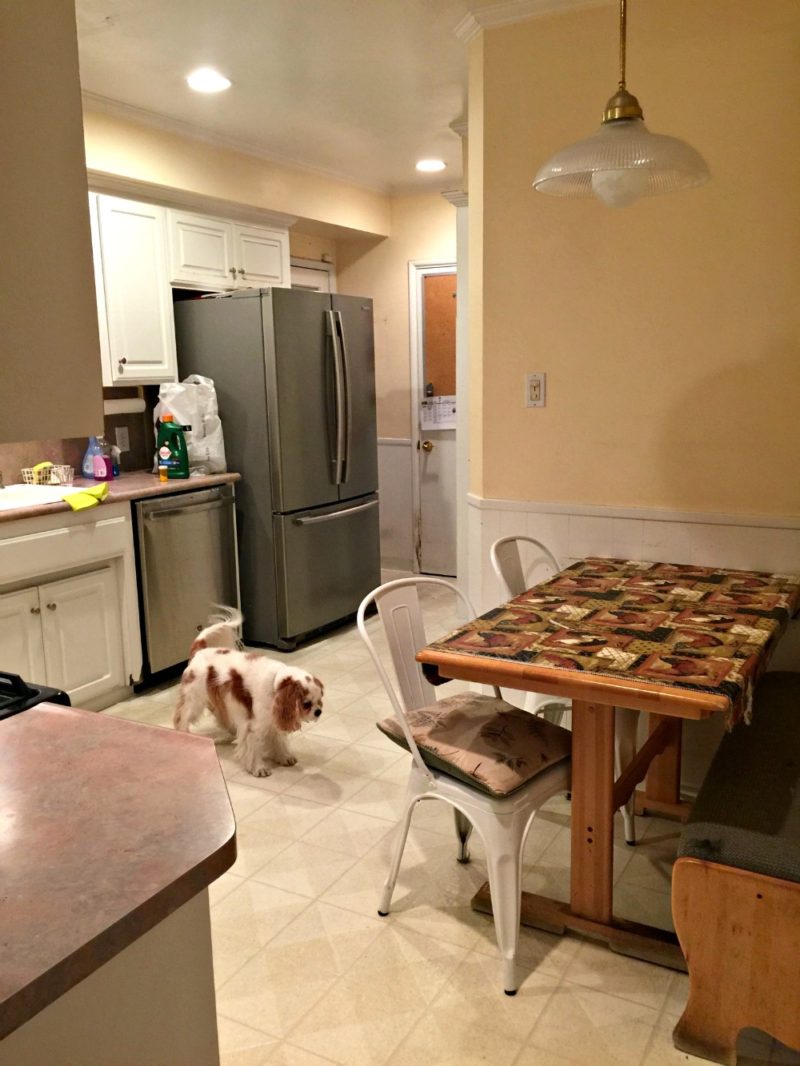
[
  {"left": 474, "top": 0, "right": 800, "bottom": 515},
  {"left": 468, "top": 33, "right": 485, "bottom": 495},
  {"left": 1, "top": 2, "right": 103, "bottom": 445},
  {"left": 289, "top": 232, "right": 337, "bottom": 263},
  {"left": 337, "top": 195, "right": 457, "bottom": 438},
  {"left": 83, "top": 109, "right": 391, "bottom": 238}
]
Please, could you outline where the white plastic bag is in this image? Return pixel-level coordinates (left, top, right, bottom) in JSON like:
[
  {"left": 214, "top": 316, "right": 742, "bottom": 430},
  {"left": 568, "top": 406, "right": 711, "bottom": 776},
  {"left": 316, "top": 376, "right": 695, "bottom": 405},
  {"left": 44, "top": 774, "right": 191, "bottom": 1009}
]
[{"left": 154, "top": 375, "right": 227, "bottom": 474}]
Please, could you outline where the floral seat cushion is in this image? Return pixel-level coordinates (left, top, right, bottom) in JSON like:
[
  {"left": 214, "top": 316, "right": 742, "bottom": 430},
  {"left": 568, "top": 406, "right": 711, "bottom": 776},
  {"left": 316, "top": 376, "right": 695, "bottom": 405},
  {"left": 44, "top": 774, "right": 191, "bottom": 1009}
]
[{"left": 377, "top": 693, "right": 571, "bottom": 798}]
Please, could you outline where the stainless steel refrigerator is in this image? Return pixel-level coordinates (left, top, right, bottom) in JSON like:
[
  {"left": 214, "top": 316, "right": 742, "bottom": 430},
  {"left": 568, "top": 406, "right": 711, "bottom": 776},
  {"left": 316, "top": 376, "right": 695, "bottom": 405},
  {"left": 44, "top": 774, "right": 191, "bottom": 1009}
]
[{"left": 174, "top": 287, "right": 380, "bottom": 648}]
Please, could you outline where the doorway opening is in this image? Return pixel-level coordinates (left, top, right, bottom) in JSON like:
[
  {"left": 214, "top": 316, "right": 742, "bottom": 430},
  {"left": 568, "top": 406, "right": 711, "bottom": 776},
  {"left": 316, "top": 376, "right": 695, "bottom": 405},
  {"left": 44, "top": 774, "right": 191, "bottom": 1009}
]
[{"left": 408, "top": 261, "right": 457, "bottom": 577}]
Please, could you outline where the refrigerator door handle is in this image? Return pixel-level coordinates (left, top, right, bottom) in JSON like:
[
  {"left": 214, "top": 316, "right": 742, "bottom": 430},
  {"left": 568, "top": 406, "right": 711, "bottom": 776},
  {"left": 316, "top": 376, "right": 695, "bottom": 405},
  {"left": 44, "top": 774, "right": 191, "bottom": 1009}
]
[
  {"left": 326, "top": 310, "right": 346, "bottom": 484},
  {"left": 334, "top": 310, "right": 352, "bottom": 483},
  {"left": 292, "top": 499, "right": 378, "bottom": 526}
]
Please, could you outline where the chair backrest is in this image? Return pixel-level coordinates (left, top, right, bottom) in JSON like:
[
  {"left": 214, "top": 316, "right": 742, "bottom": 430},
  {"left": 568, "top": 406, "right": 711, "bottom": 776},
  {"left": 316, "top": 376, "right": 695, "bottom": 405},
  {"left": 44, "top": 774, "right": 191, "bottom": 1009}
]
[
  {"left": 489, "top": 536, "right": 560, "bottom": 599},
  {"left": 357, "top": 576, "right": 497, "bottom": 779}
]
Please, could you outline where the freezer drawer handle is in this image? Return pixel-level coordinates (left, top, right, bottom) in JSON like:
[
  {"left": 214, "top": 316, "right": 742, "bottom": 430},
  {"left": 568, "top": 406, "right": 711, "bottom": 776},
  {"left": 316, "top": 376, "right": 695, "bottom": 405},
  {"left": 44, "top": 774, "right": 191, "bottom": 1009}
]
[
  {"left": 143, "top": 497, "right": 232, "bottom": 520},
  {"left": 293, "top": 499, "right": 378, "bottom": 526}
]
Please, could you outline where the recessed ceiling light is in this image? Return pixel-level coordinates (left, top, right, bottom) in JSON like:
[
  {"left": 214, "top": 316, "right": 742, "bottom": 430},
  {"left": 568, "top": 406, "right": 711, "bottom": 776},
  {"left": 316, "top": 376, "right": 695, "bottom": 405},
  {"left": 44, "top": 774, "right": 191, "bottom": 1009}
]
[
  {"left": 186, "top": 67, "right": 232, "bottom": 93},
  {"left": 416, "top": 159, "right": 446, "bottom": 173}
]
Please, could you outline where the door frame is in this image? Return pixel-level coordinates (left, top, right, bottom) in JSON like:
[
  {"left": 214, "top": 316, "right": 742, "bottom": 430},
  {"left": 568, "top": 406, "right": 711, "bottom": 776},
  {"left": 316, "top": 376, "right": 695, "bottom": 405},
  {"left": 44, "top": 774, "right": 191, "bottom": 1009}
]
[
  {"left": 408, "top": 259, "right": 457, "bottom": 574},
  {"left": 289, "top": 256, "right": 337, "bottom": 292}
]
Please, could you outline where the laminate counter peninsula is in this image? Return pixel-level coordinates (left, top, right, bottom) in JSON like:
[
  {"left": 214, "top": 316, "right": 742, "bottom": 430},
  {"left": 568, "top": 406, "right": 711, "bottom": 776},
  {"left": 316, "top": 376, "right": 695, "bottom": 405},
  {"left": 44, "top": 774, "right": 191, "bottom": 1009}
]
[{"left": 0, "top": 703, "right": 236, "bottom": 1066}]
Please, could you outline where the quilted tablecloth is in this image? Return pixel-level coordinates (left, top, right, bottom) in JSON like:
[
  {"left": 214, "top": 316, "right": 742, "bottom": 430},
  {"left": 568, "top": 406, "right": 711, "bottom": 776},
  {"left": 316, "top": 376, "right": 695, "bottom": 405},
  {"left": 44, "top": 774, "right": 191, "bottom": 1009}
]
[{"left": 429, "top": 559, "right": 800, "bottom": 723}]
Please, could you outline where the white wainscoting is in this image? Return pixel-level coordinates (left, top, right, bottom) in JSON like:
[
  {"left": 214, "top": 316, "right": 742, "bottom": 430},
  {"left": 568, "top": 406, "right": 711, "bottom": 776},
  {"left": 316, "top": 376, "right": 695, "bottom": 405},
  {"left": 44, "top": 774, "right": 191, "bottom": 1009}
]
[
  {"left": 377, "top": 438, "right": 414, "bottom": 572},
  {"left": 467, "top": 493, "right": 800, "bottom": 795}
]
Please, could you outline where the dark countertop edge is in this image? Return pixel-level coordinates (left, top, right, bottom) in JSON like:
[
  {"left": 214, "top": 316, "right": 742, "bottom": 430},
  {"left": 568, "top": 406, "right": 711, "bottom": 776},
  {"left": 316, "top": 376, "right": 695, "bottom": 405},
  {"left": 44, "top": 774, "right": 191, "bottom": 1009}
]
[
  {"left": 0, "top": 821, "right": 236, "bottom": 1041},
  {"left": 0, "top": 471, "right": 241, "bottom": 524}
]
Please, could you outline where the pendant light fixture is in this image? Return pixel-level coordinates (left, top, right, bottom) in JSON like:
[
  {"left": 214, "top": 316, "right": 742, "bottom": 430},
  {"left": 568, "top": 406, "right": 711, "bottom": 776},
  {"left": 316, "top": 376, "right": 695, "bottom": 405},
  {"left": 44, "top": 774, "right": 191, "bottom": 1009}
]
[{"left": 532, "top": 0, "right": 709, "bottom": 207}]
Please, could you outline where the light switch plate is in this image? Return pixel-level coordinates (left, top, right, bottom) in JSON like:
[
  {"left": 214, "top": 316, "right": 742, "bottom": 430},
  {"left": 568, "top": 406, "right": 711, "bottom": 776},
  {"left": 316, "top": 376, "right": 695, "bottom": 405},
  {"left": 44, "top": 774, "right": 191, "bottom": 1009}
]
[
  {"left": 525, "top": 372, "right": 545, "bottom": 408},
  {"left": 115, "top": 426, "right": 130, "bottom": 453}
]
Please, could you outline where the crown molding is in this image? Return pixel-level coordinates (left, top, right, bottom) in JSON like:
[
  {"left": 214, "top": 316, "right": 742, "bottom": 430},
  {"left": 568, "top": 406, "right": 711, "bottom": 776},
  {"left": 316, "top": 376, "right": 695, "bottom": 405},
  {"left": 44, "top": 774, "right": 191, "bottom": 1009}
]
[
  {"left": 455, "top": 0, "right": 613, "bottom": 43},
  {"left": 86, "top": 169, "right": 298, "bottom": 230},
  {"left": 442, "top": 190, "right": 468, "bottom": 208},
  {"left": 82, "top": 91, "right": 391, "bottom": 196}
]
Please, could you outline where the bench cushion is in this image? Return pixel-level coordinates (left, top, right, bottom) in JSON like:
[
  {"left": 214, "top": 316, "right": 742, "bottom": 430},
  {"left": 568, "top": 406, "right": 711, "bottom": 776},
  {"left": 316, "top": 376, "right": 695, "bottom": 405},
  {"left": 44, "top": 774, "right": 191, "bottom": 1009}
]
[
  {"left": 678, "top": 671, "right": 800, "bottom": 883},
  {"left": 377, "top": 693, "right": 571, "bottom": 798}
]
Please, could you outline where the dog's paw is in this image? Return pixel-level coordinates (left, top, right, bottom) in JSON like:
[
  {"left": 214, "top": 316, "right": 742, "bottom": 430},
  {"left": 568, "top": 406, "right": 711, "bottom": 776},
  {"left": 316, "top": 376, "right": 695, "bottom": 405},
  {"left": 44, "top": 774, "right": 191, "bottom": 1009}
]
[
  {"left": 278, "top": 755, "right": 298, "bottom": 767},
  {"left": 251, "top": 766, "right": 272, "bottom": 778}
]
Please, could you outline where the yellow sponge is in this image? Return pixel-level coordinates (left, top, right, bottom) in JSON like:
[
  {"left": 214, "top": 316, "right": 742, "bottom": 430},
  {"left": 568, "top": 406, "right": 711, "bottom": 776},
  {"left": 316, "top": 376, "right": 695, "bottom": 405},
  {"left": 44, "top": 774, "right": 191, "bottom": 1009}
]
[{"left": 62, "top": 484, "right": 109, "bottom": 511}]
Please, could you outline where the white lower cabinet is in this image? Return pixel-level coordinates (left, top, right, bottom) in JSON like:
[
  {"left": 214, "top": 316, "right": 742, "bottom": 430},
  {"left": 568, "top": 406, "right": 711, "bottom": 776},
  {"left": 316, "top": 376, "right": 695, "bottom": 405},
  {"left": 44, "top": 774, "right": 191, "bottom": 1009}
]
[
  {"left": 0, "top": 587, "right": 47, "bottom": 683},
  {"left": 0, "top": 569, "right": 125, "bottom": 705}
]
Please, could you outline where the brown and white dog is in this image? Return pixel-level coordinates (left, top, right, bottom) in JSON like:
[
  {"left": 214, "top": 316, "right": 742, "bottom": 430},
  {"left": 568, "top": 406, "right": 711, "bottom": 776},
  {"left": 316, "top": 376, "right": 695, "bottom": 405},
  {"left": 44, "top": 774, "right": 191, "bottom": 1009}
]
[{"left": 174, "top": 607, "right": 324, "bottom": 777}]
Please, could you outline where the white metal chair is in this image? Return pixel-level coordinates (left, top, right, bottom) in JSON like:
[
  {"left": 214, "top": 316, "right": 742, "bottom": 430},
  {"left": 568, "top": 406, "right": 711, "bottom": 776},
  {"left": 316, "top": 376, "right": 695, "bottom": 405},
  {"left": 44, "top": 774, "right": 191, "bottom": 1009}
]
[
  {"left": 490, "top": 535, "right": 639, "bottom": 846},
  {"left": 357, "top": 577, "right": 571, "bottom": 995}
]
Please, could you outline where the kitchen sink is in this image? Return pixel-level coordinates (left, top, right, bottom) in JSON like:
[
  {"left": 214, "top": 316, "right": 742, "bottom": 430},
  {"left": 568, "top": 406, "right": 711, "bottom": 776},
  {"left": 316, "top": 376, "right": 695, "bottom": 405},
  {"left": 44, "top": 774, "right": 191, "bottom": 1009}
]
[{"left": 0, "top": 483, "right": 71, "bottom": 511}]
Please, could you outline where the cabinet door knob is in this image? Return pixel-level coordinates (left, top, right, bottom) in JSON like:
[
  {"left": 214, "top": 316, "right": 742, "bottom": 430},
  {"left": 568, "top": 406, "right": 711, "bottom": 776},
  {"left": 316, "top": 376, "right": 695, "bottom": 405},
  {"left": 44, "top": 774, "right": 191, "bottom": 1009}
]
[
  {"left": 46, "top": 602, "right": 57, "bottom": 611},
  {"left": 30, "top": 606, "right": 41, "bottom": 615},
  {"left": 237, "top": 268, "right": 245, "bottom": 276},
  {"left": 229, "top": 267, "right": 237, "bottom": 277}
]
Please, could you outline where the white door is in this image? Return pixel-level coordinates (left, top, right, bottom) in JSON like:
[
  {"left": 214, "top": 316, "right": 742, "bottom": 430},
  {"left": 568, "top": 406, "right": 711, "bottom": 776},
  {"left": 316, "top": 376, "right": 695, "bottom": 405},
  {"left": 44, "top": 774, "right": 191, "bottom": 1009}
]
[
  {"left": 413, "top": 268, "right": 457, "bottom": 577},
  {"left": 96, "top": 194, "right": 177, "bottom": 384},
  {"left": 39, "top": 569, "right": 125, "bottom": 705},
  {"left": 234, "top": 224, "right": 290, "bottom": 287},
  {"left": 168, "top": 211, "right": 235, "bottom": 289},
  {"left": 0, "top": 587, "right": 47, "bottom": 682}
]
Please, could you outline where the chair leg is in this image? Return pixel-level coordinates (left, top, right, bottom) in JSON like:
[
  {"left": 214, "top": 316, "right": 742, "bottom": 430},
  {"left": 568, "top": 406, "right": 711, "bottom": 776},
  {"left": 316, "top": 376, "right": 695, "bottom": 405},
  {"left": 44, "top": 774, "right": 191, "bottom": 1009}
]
[
  {"left": 615, "top": 707, "right": 639, "bottom": 846},
  {"left": 480, "top": 813, "right": 526, "bottom": 996},
  {"left": 378, "top": 789, "right": 418, "bottom": 917},
  {"left": 454, "top": 808, "right": 473, "bottom": 864}
]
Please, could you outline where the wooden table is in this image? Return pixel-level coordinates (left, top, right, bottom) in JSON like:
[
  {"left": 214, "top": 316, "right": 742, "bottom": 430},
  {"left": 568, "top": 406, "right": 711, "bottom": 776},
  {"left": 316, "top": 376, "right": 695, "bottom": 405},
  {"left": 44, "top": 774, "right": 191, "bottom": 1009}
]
[{"left": 417, "top": 558, "right": 800, "bottom": 969}]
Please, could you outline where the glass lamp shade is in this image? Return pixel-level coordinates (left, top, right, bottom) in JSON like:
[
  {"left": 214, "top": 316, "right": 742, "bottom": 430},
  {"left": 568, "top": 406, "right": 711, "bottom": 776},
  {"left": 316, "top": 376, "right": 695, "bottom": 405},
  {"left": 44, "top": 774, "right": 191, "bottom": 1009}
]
[{"left": 533, "top": 118, "right": 710, "bottom": 206}]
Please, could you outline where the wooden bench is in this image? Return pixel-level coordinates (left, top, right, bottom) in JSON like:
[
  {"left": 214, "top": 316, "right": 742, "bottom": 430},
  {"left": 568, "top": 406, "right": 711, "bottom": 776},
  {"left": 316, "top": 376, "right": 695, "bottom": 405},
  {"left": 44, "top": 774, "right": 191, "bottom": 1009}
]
[{"left": 671, "top": 671, "right": 800, "bottom": 1065}]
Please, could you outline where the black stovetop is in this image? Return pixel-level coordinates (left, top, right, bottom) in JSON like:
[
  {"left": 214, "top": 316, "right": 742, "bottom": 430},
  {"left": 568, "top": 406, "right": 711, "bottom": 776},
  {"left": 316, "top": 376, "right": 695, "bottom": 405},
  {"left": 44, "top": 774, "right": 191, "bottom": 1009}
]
[{"left": 0, "top": 672, "right": 70, "bottom": 720}]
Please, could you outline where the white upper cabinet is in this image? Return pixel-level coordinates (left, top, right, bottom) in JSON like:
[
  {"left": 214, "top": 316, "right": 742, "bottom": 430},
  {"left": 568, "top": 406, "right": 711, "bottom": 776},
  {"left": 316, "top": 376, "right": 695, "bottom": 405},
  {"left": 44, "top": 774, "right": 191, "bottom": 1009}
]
[
  {"left": 168, "top": 211, "right": 237, "bottom": 288},
  {"left": 91, "top": 193, "right": 178, "bottom": 385},
  {"left": 167, "top": 209, "right": 290, "bottom": 291},
  {"left": 234, "top": 224, "right": 290, "bottom": 288}
]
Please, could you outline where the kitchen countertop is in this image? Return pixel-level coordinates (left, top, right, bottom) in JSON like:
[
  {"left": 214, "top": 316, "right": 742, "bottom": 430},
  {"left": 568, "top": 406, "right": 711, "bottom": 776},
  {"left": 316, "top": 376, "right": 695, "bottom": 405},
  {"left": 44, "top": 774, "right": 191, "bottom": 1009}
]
[
  {"left": 0, "top": 703, "right": 236, "bottom": 1040},
  {"left": 0, "top": 469, "right": 241, "bottom": 523}
]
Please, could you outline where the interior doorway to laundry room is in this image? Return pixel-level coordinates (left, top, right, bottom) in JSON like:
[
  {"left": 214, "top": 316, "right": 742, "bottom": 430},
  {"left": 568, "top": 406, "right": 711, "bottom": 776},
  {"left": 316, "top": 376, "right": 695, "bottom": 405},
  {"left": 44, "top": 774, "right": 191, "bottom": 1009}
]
[{"left": 409, "top": 261, "right": 457, "bottom": 577}]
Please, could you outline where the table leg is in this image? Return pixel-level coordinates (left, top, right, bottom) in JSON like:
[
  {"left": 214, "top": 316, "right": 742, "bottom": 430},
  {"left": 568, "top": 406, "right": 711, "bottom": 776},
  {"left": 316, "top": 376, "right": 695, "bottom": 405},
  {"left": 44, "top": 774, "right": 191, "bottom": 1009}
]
[
  {"left": 636, "top": 714, "right": 691, "bottom": 822},
  {"left": 570, "top": 699, "right": 616, "bottom": 923}
]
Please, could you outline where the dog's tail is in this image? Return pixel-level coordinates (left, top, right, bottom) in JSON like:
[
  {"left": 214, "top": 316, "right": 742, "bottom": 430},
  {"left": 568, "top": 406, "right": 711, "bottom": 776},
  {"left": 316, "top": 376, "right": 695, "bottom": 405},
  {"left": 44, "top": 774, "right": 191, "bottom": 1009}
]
[{"left": 189, "top": 604, "right": 244, "bottom": 659}]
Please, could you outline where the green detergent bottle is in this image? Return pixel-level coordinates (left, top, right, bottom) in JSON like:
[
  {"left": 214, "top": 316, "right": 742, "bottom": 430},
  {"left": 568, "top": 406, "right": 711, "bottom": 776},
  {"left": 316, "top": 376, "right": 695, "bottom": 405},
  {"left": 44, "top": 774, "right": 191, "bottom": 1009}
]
[{"left": 156, "top": 413, "right": 190, "bottom": 479}]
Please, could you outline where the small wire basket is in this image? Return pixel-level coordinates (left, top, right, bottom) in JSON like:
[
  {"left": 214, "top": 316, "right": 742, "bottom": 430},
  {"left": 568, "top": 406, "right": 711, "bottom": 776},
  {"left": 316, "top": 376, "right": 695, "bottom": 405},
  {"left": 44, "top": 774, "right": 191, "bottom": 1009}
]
[{"left": 21, "top": 465, "right": 74, "bottom": 487}]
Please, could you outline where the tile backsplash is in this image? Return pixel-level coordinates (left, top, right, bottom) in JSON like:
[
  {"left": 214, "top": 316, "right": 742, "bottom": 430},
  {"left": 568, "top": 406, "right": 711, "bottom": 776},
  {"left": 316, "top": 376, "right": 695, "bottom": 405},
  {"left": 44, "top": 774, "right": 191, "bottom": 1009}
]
[{"left": 0, "top": 387, "right": 157, "bottom": 484}]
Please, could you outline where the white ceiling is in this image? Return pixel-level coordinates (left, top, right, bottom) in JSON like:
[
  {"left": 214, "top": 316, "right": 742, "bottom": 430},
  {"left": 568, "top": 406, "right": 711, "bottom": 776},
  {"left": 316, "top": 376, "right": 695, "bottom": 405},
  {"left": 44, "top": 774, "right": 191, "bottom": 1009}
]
[{"left": 75, "top": 0, "right": 501, "bottom": 195}]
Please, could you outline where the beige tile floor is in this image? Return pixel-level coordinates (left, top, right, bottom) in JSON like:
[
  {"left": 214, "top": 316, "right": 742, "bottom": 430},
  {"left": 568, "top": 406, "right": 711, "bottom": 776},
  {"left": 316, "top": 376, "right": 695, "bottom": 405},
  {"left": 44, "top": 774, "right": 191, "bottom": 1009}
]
[{"left": 105, "top": 583, "right": 800, "bottom": 1066}]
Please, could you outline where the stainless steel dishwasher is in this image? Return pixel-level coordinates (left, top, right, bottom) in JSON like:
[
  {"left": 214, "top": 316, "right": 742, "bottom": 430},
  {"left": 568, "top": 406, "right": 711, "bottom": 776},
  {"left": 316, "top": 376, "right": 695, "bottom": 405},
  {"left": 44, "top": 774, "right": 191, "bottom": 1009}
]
[{"left": 135, "top": 483, "right": 239, "bottom": 675}]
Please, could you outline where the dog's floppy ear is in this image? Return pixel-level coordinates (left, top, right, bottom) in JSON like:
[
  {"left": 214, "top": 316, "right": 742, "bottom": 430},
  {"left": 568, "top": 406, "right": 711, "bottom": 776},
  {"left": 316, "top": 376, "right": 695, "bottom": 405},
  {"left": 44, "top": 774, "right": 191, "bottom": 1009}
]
[{"left": 273, "top": 677, "right": 303, "bottom": 732}]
